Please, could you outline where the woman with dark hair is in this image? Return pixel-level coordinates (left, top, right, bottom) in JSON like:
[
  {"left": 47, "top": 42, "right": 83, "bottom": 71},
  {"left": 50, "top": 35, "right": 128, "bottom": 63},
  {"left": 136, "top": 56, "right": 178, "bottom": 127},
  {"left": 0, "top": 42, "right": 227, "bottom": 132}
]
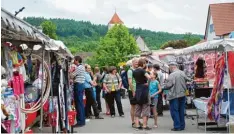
[
  {"left": 133, "top": 59, "right": 152, "bottom": 130},
  {"left": 103, "top": 66, "right": 124, "bottom": 117}
]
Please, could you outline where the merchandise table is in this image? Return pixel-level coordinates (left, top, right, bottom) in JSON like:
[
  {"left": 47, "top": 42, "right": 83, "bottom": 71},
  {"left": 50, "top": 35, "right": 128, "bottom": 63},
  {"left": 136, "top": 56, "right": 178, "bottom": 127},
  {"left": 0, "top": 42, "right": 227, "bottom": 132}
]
[{"left": 193, "top": 98, "right": 229, "bottom": 132}]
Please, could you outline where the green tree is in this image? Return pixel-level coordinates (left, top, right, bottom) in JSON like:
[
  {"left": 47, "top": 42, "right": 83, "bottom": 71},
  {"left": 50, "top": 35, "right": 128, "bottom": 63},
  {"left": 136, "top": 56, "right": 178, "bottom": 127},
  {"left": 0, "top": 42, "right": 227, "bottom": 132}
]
[
  {"left": 92, "top": 24, "right": 139, "bottom": 67},
  {"left": 160, "top": 40, "right": 189, "bottom": 49},
  {"left": 41, "top": 20, "right": 57, "bottom": 39},
  {"left": 183, "top": 32, "right": 201, "bottom": 46}
]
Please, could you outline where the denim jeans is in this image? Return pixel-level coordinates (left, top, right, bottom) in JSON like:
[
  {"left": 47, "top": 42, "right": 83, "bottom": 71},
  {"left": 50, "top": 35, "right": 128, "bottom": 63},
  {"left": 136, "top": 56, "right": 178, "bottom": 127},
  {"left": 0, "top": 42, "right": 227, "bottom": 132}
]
[
  {"left": 74, "top": 83, "right": 85, "bottom": 125},
  {"left": 169, "top": 96, "right": 186, "bottom": 129}
]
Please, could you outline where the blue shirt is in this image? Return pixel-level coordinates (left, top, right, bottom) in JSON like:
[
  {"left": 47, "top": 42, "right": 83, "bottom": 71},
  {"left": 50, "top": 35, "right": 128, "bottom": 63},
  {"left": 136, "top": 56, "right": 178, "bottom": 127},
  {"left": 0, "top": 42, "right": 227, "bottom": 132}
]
[
  {"left": 149, "top": 80, "right": 159, "bottom": 99},
  {"left": 84, "top": 72, "right": 92, "bottom": 89}
]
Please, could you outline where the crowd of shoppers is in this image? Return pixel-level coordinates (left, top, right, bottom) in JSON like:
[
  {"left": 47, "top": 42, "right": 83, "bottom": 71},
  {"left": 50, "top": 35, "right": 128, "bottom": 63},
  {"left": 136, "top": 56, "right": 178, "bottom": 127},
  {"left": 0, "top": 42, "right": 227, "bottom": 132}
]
[{"left": 70, "top": 55, "right": 190, "bottom": 131}]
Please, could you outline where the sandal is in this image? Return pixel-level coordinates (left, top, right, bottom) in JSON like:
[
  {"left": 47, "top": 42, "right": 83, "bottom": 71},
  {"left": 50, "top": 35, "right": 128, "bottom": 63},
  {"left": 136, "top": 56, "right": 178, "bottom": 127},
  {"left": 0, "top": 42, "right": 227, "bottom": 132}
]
[
  {"left": 143, "top": 126, "right": 152, "bottom": 130},
  {"left": 153, "top": 125, "right": 158, "bottom": 128}
]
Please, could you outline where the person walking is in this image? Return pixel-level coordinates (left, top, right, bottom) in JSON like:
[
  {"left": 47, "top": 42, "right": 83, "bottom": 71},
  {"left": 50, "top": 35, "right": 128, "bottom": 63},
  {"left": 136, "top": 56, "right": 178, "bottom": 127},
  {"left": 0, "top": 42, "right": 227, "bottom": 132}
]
[
  {"left": 164, "top": 61, "right": 191, "bottom": 131},
  {"left": 149, "top": 72, "right": 162, "bottom": 128},
  {"left": 133, "top": 59, "right": 152, "bottom": 130},
  {"left": 153, "top": 64, "right": 164, "bottom": 116},
  {"left": 127, "top": 58, "right": 139, "bottom": 127},
  {"left": 84, "top": 64, "right": 104, "bottom": 119},
  {"left": 103, "top": 66, "right": 124, "bottom": 117},
  {"left": 94, "top": 66, "right": 103, "bottom": 112},
  {"left": 71, "top": 56, "right": 86, "bottom": 127}
]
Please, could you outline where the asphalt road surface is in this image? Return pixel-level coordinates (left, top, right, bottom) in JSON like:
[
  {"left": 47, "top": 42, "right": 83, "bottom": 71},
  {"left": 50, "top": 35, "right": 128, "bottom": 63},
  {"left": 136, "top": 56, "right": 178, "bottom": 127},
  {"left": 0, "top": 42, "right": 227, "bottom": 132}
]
[
  {"left": 33, "top": 96, "right": 228, "bottom": 133},
  {"left": 75, "top": 97, "right": 204, "bottom": 133}
]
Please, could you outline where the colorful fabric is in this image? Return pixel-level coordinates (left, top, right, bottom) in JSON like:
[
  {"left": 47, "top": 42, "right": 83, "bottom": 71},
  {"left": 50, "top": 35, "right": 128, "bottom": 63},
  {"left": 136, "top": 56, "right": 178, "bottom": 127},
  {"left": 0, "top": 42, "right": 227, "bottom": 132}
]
[
  {"left": 228, "top": 52, "right": 234, "bottom": 87},
  {"left": 207, "top": 55, "right": 225, "bottom": 121}
]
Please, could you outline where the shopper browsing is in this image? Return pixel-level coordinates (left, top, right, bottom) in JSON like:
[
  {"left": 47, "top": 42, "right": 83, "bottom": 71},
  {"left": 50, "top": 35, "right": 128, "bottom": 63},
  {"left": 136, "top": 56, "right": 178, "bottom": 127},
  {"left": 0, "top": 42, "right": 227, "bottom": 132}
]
[{"left": 149, "top": 72, "right": 162, "bottom": 128}]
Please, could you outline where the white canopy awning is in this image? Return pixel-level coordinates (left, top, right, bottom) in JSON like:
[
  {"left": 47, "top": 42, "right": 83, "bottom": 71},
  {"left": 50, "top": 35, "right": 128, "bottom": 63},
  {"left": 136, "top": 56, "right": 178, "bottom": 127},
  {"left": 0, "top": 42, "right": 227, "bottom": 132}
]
[
  {"left": 1, "top": 8, "right": 50, "bottom": 45},
  {"left": 177, "top": 39, "right": 234, "bottom": 55},
  {"left": 33, "top": 39, "right": 73, "bottom": 58}
]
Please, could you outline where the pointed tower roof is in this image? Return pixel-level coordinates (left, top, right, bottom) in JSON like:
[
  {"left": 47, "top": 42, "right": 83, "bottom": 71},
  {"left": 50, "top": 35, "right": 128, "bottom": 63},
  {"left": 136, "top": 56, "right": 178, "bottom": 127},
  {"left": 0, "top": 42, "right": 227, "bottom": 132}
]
[{"left": 108, "top": 12, "right": 124, "bottom": 24}]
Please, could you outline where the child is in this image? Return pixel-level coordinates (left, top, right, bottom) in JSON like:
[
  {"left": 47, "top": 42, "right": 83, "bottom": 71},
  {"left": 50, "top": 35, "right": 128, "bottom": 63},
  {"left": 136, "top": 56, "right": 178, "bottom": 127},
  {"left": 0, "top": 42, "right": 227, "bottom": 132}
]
[{"left": 149, "top": 72, "right": 162, "bottom": 128}]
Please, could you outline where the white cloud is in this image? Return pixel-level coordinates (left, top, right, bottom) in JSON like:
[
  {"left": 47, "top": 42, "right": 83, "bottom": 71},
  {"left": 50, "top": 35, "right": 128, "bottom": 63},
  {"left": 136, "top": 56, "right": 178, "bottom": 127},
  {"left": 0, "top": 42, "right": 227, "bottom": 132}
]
[
  {"left": 183, "top": 4, "right": 196, "bottom": 10},
  {"left": 146, "top": 3, "right": 192, "bottom": 20},
  {"left": 45, "top": 0, "right": 97, "bottom": 15},
  {"left": 2, "top": 0, "right": 232, "bottom": 35}
]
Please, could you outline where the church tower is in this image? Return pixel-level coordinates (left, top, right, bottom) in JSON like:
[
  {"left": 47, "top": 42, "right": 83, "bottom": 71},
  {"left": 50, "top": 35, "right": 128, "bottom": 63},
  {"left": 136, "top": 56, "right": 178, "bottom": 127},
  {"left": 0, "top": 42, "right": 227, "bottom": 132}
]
[{"left": 108, "top": 11, "right": 124, "bottom": 30}]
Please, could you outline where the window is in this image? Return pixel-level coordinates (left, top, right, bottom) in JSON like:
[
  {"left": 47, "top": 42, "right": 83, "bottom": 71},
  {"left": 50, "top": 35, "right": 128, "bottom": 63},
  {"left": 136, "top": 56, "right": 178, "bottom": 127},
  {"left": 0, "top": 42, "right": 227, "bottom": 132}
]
[{"left": 210, "top": 24, "right": 214, "bottom": 33}]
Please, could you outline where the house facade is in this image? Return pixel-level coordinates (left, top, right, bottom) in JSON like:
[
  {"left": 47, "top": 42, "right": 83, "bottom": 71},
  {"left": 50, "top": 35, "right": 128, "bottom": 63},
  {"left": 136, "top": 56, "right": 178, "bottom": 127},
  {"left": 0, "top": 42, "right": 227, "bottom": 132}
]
[
  {"left": 204, "top": 3, "right": 234, "bottom": 41},
  {"left": 136, "top": 36, "right": 150, "bottom": 52}
]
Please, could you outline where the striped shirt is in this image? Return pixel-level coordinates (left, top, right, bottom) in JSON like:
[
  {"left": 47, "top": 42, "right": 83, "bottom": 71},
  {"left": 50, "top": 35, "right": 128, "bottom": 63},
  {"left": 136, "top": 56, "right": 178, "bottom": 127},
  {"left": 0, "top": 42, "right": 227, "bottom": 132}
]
[
  {"left": 72, "top": 64, "right": 85, "bottom": 83},
  {"left": 103, "top": 73, "right": 121, "bottom": 91}
]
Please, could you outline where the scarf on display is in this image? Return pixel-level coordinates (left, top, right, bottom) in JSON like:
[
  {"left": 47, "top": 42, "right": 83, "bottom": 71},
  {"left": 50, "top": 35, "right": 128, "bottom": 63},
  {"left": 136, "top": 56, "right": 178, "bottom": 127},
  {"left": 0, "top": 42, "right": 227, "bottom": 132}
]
[
  {"left": 228, "top": 52, "right": 234, "bottom": 87},
  {"left": 207, "top": 55, "right": 225, "bottom": 121}
]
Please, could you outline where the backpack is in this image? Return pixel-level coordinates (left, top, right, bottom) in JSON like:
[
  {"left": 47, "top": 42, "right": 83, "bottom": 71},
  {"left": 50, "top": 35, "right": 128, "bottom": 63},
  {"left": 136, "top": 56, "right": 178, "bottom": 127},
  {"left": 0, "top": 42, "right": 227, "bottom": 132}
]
[{"left": 121, "top": 71, "right": 129, "bottom": 89}]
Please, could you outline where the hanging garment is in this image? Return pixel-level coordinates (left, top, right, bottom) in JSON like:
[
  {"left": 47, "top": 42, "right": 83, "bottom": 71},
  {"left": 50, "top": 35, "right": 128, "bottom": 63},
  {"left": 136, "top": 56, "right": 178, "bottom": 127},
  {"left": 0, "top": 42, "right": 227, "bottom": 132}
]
[
  {"left": 10, "top": 72, "right": 25, "bottom": 95},
  {"left": 207, "top": 55, "right": 225, "bottom": 121},
  {"left": 2, "top": 95, "right": 18, "bottom": 133},
  {"left": 228, "top": 52, "right": 234, "bottom": 87},
  {"left": 59, "top": 69, "right": 66, "bottom": 125},
  {"left": 19, "top": 65, "right": 28, "bottom": 82}
]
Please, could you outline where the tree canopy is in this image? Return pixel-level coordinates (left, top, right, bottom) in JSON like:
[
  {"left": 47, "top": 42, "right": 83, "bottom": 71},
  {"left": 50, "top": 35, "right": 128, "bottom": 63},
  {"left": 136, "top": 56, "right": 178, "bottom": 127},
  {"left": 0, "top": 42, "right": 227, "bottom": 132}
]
[
  {"left": 160, "top": 40, "right": 189, "bottom": 49},
  {"left": 41, "top": 20, "right": 57, "bottom": 39},
  {"left": 90, "top": 24, "right": 139, "bottom": 67}
]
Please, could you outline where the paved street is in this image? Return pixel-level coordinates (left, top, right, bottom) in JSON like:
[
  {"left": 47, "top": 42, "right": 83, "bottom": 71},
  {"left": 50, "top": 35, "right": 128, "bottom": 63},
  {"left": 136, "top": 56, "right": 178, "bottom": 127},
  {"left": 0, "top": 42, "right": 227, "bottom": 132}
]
[
  {"left": 32, "top": 96, "right": 229, "bottom": 133},
  {"left": 74, "top": 98, "right": 204, "bottom": 133}
]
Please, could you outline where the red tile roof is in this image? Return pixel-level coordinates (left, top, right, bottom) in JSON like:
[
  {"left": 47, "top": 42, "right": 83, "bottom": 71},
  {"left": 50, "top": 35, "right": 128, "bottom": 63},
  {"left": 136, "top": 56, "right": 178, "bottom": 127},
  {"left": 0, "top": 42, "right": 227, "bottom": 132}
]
[
  {"left": 210, "top": 3, "right": 234, "bottom": 36},
  {"left": 108, "top": 12, "right": 123, "bottom": 24}
]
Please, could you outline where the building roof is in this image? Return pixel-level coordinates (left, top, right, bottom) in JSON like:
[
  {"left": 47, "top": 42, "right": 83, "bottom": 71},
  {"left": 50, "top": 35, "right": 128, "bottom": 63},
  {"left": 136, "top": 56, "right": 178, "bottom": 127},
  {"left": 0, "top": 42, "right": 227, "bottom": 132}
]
[
  {"left": 136, "top": 36, "right": 150, "bottom": 52},
  {"left": 207, "top": 3, "right": 234, "bottom": 36},
  {"left": 196, "top": 39, "right": 207, "bottom": 44},
  {"left": 108, "top": 12, "right": 123, "bottom": 24}
]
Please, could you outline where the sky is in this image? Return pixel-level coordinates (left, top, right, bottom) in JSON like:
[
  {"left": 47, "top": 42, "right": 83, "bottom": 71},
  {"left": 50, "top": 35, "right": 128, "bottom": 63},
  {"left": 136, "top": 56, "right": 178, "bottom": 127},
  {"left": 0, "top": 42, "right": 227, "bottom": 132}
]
[{"left": 1, "top": 0, "right": 234, "bottom": 35}]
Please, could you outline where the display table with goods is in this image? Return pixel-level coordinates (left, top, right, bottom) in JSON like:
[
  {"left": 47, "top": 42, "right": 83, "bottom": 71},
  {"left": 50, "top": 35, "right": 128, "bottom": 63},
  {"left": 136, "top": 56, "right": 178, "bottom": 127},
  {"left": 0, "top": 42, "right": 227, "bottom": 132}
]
[
  {"left": 193, "top": 98, "right": 229, "bottom": 132},
  {"left": 176, "top": 39, "right": 234, "bottom": 133}
]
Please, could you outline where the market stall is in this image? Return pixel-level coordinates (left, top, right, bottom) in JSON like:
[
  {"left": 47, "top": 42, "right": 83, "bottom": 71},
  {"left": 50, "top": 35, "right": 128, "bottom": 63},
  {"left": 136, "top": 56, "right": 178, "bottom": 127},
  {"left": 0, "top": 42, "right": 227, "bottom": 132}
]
[
  {"left": 1, "top": 7, "right": 52, "bottom": 133},
  {"left": 177, "top": 39, "right": 234, "bottom": 132},
  {"left": 1, "top": 8, "right": 75, "bottom": 133}
]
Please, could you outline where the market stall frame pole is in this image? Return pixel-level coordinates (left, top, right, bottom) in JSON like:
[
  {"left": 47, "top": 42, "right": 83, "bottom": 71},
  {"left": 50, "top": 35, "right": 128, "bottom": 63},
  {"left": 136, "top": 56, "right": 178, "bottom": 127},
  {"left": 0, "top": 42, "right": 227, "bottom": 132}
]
[
  {"left": 225, "top": 50, "right": 231, "bottom": 132},
  {"left": 39, "top": 47, "right": 45, "bottom": 132},
  {"left": 48, "top": 51, "right": 56, "bottom": 133}
]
